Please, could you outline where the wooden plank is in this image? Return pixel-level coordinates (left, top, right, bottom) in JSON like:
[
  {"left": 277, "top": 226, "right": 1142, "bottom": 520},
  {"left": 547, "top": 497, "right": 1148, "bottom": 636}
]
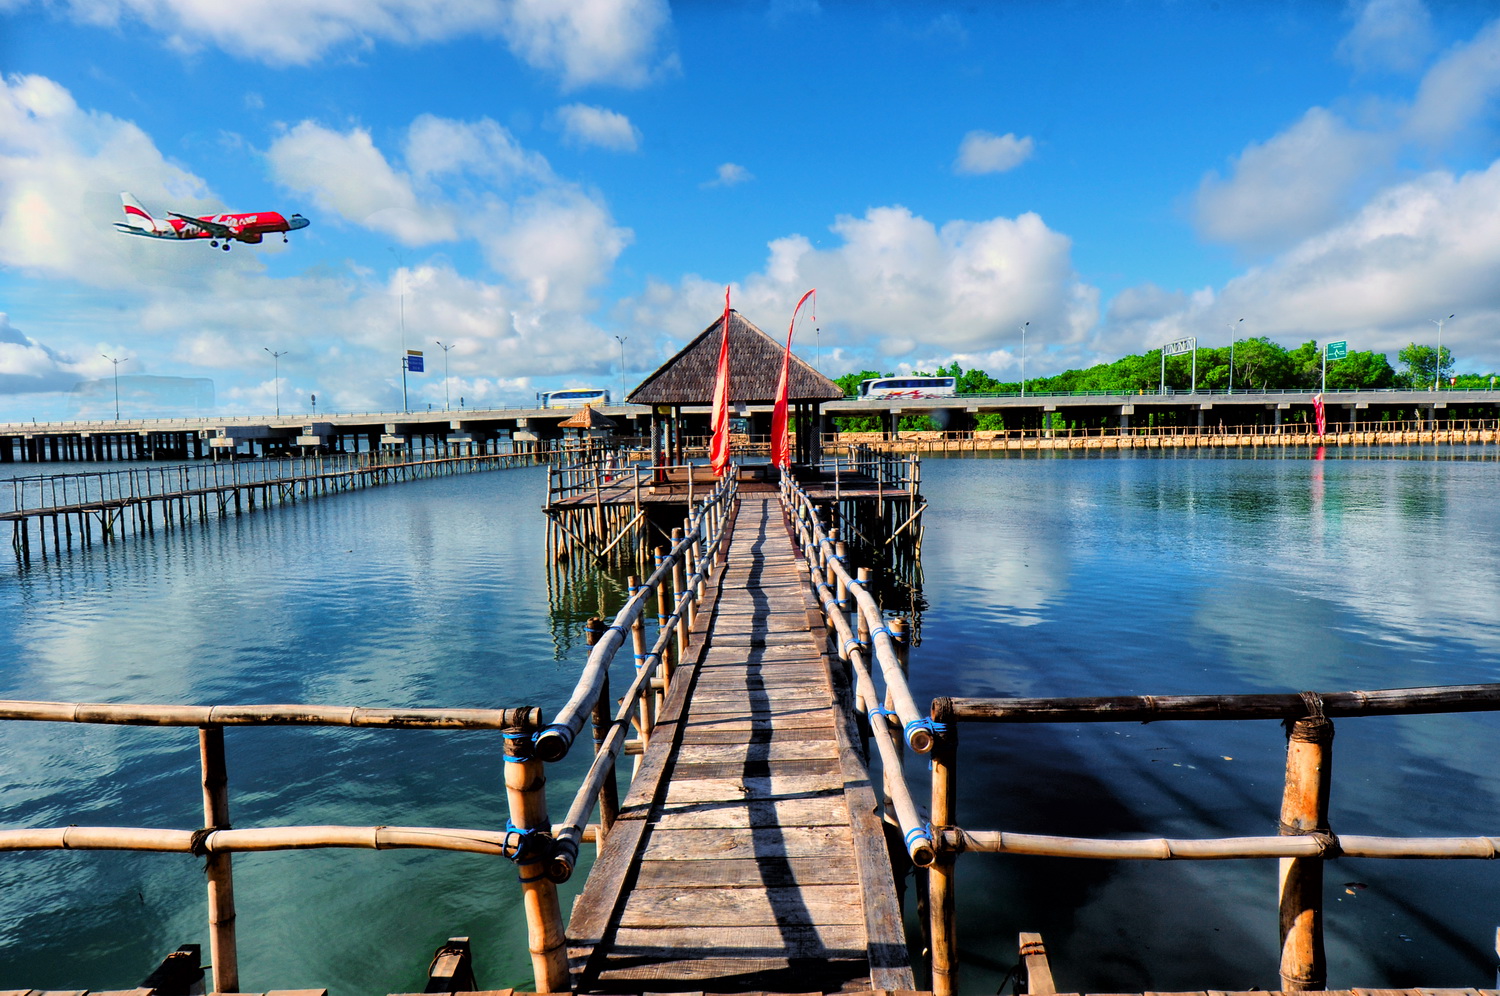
[
  {"left": 653, "top": 796, "right": 849, "bottom": 829},
  {"left": 1019, "top": 932, "right": 1057, "bottom": 995},
  {"left": 680, "top": 712, "right": 834, "bottom": 730},
  {"left": 595, "top": 954, "right": 869, "bottom": 987},
  {"left": 665, "top": 774, "right": 845, "bottom": 803},
  {"left": 606, "top": 923, "right": 866, "bottom": 959},
  {"left": 672, "top": 740, "right": 840, "bottom": 764},
  {"left": 634, "top": 855, "right": 857, "bottom": 889},
  {"left": 669, "top": 756, "right": 842, "bottom": 781},
  {"left": 641, "top": 825, "right": 853, "bottom": 860},
  {"left": 678, "top": 727, "right": 834, "bottom": 746},
  {"left": 619, "top": 884, "right": 867, "bottom": 928}
]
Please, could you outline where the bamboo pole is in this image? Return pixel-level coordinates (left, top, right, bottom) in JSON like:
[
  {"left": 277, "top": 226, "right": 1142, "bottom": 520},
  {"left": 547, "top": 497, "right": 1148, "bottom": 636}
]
[
  {"left": 930, "top": 696, "right": 958, "bottom": 996},
  {"left": 584, "top": 618, "right": 618, "bottom": 846},
  {"left": 1279, "top": 713, "right": 1333, "bottom": 992},
  {"left": 0, "top": 700, "right": 541, "bottom": 729},
  {"left": 670, "top": 527, "right": 688, "bottom": 662},
  {"left": 948, "top": 683, "right": 1500, "bottom": 723},
  {"left": 200, "top": 725, "right": 239, "bottom": 992},
  {"left": 503, "top": 721, "right": 568, "bottom": 993}
]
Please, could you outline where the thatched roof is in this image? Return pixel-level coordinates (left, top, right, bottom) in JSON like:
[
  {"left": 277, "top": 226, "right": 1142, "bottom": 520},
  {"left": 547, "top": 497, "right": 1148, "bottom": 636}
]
[
  {"left": 556, "top": 404, "right": 618, "bottom": 429},
  {"left": 628, "top": 310, "right": 844, "bottom": 406}
]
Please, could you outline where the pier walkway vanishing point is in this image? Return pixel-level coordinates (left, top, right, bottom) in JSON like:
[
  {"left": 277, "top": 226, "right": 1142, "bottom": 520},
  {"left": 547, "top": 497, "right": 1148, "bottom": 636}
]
[{"left": 565, "top": 492, "right": 910, "bottom": 993}]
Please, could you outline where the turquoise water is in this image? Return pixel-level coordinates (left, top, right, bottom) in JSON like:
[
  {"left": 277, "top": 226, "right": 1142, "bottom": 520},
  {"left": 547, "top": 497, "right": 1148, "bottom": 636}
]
[{"left": 2, "top": 448, "right": 1499, "bottom": 992}]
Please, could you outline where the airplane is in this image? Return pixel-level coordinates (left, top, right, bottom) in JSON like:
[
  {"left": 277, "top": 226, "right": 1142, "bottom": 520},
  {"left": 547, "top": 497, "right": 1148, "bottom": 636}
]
[{"left": 114, "top": 192, "right": 309, "bottom": 251}]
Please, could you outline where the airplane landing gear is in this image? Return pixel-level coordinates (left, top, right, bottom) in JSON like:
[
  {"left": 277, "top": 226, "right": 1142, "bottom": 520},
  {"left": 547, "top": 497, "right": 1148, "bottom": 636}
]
[
  {"left": 222, "top": 243, "right": 231, "bottom": 251},
  {"left": 210, "top": 239, "right": 219, "bottom": 248}
]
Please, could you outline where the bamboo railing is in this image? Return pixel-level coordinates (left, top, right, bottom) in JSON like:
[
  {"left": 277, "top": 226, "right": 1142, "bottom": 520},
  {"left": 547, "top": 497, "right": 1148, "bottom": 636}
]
[
  {"left": 778, "top": 473, "right": 935, "bottom": 868},
  {"left": 0, "top": 466, "right": 740, "bottom": 994},
  {"left": 924, "top": 685, "right": 1500, "bottom": 996}
]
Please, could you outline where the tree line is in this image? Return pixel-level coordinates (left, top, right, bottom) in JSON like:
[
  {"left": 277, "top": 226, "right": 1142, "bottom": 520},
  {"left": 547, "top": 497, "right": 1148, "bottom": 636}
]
[{"left": 836, "top": 338, "right": 1494, "bottom": 399}]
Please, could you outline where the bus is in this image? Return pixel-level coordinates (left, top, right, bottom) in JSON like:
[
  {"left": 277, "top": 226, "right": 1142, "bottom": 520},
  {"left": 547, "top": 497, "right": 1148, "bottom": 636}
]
[
  {"left": 856, "top": 376, "right": 957, "bottom": 399},
  {"left": 539, "top": 388, "right": 611, "bottom": 408}
]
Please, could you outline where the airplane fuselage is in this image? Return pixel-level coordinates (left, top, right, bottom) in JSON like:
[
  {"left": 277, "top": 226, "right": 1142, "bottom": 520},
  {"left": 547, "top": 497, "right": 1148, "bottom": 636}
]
[{"left": 115, "top": 193, "right": 309, "bottom": 249}]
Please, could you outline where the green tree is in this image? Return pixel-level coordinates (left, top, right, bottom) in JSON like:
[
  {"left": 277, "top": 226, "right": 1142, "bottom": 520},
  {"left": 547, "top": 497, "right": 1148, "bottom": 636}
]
[
  {"left": 1325, "top": 350, "right": 1395, "bottom": 389},
  {"left": 1230, "top": 338, "right": 1292, "bottom": 392},
  {"left": 1397, "top": 343, "right": 1453, "bottom": 389}
]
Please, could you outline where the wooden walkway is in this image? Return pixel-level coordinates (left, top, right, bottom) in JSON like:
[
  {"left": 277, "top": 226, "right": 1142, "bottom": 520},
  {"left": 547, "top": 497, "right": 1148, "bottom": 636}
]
[{"left": 567, "top": 495, "right": 911, "bottom": 995}]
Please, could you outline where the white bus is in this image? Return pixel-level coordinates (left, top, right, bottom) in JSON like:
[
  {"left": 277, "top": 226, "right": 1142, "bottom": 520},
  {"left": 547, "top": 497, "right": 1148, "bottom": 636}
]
[
  {"left": 856, "top": 376, "right": 957, "bottom": 399},
  {"left": 539, "top": 388, "right": 611, "bottom": 408}
]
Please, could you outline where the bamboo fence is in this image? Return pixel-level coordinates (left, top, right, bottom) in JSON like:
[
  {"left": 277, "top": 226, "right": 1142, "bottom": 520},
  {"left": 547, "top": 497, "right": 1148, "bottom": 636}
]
[{"left": 926, "top": 685, "right": 1500, "bottom": 996}]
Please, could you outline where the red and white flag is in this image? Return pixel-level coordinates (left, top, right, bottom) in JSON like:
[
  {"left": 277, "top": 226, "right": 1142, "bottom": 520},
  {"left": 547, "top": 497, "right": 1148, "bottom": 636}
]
[
  {"left": 771, "top": 289, "right": 815, "bottom": 469},
  {"left": 709, "top": 287, "right": 733, "bottom": 477},
  {"left": 1313, "top": 394, "right": 1326, "bottom": 436}
]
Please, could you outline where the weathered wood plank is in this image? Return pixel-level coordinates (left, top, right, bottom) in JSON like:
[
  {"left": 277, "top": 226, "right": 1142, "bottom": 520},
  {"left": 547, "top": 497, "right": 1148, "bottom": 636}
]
[
  {"left": 668, "top": 756, "right": 842, "bottom": 781},
  {"left": 654, "top": 795, "right": 849, "bottom": 829},
  {"left": 664, "top": 774, "right": 845, "bottom": 804},
  {"left": 605, "top": 923, "right": 867, "bottom": 959},
  {"left": 672, "top": 740, "right": 841, "bottom": 763},
  {"left": 595, "top": 954, "right": 870, "bottom": 988},
  {"left": 641, "top": 825, "right": 853, "bottom": 860},
  {"left": 634, "top": 855, "right": 857, "bottom": 889},
  {"left": 678, "top": 727, "right": 834, "bottom": 745},
  {"left": 619, "top": 884, "right": 867, "bottom": 928}
]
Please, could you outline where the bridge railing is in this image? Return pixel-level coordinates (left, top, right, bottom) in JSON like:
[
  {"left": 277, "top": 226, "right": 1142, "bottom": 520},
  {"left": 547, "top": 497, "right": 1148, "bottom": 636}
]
[
  {"left": 0, "top": 701, "right": 543, "bottom": 993},
  {"left": 924, "top": 686, "right": 1500, "bottom": 996},
  {"left": 778, "top": 472, "right": 936, "bottom": 871}
]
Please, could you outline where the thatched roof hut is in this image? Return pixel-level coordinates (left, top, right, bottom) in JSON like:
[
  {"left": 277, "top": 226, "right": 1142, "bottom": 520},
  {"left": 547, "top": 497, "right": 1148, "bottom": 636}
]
[
  {"left": 628, "top": 310, "right": 842, "bottom": 406},
  {"left": 627, "top": 310, "right": 840, "bottom": 472},
  {"left": 556, "top": 404, "right": 618, "bottom": 430}
]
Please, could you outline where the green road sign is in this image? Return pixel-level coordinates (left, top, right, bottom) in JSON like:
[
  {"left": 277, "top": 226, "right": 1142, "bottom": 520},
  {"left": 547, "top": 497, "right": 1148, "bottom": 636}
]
[{"left": 1326, "top": 340, "right": 1348, "bottom": 360}]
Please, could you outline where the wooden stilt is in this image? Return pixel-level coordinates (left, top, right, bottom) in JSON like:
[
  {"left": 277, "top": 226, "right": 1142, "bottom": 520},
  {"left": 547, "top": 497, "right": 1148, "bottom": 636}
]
[
  {"left": 199, "top": 725, "right": 239, "bottom": 992},
  {"left": 1279, "top": 709, "right": 1334, "bottom": 992}
]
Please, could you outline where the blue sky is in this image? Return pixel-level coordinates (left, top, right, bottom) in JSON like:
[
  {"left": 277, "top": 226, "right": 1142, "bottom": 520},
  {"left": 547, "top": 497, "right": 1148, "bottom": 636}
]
[{"left": 2, "top": 0, "right": 1499, "bottom": 419}]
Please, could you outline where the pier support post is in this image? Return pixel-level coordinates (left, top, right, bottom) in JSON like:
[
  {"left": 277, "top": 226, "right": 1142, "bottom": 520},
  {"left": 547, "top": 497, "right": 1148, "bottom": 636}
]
[
  {"left": 503, "top": 721, "right": 568, "bottom": 993},
  {"left": 199, "top": 726, "right": 239, "bottom": 992},
  {"left": 1278, "top": 708, "right": 1334, "bottom": 992},
  {"left": 670, "top": 528, "right": 688, "bottom": 662},
  {"left": 585, "top": 616, "right": 620, "bottom": 843},
  {"left": 929, "top": 697, "right": 959, "bottom": 996}
]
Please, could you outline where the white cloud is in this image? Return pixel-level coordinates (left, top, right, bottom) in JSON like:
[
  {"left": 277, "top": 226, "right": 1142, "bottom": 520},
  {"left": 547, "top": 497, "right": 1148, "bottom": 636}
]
[
  {"left": 954, "top": 131, "right": 1034, "bottom": 175},
  {"left": 268, "top": 114, "right": 630, "bottom": 308},
  {"left": 0, "top": 314, "right": 90, "bottom": 394},
  {"left": 1102, "top": 160, "right": 1500, "bottom": 375},
  {"left": 702, "top": 162, "right": 752, "bottom": 188},
  {"left": 1193, "top": 107, "right": 1392, "bottom": 254},
  {"left": 1406, "top": 18, "right": 1500, "bottom": 147},
  {"left": 618, "top": 204, "right": 1098, "bottom": 372},
  {"left": 1337, "top": 0, "right": 1436, "bottom": 74},
  {"left": 25, "top": 0, "right": 676, "bottom": 87},
  {"left": 267, "top": 121, "right": 449, "bottom": 245},
  {"left": 556, "top": 104, "right": 641, "bottom": 152}
]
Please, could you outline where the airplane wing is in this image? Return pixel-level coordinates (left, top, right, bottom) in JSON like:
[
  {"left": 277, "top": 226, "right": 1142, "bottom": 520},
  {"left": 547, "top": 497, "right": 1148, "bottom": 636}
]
[
  {"left": 114, "top": 222, "right": 159, "bottom": 237},
  {"left": 169, "top": 212, "right": 234, "bottom": 238}
]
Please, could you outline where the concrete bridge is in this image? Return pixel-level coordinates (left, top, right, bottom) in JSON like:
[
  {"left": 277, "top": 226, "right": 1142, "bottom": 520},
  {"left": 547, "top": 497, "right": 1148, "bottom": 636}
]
[{"left": 4, "top": 390, "right": 1499, "bottom": 463}]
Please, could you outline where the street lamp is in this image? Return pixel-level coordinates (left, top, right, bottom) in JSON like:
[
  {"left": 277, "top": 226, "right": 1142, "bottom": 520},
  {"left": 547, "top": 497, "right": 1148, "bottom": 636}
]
[
  {"left": 1020, "top": 321, "right": 1030, "bottom": 397},
  {"left": 101, "top": 354, "right": 127, "bottom": 420},
  {"left": 1430, "top": 314, "right": 1454, "bottom": 390},
  {"left": 614, "top": 334, "right": 628, "bottom": 403},
  {"left": 264, "top": 347, "right": 288, "bottom": 416},
  {"left": 1227, "top": 318, "right": 1244, "bottom": 394},
  {"left": 435, "top": 340, "right": 454, "bottom": 410}
]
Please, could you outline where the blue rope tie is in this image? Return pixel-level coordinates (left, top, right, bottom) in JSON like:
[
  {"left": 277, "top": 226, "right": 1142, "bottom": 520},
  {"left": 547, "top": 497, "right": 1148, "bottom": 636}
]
[
  {"left": 849, "top": 577, "right": 867, "bottom": 586},
  {"left": 842, "top": 636, "right": 867, "bottom": 657},
  {"left": 871, "top": 625, "right": 892, "bottom": 639},
  {"left": 867, "top": 705, "right": 896, "bottom": 732},
  {"left": 904, "top": 717, "right": 948, "bottom": 743},
  {"left": 607, "top": 623, "right": 626, "bottom": 636},
  {"left": 504, "top": 819, "right": 545, "bottom": 864},
  {"left": 904, "top": 822, "right": 934, "bottom": 850}
]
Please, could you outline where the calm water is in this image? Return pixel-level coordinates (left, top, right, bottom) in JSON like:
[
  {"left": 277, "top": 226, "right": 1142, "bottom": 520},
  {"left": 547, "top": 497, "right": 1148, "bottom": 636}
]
[{"left": 2, "top": 448, "right": 1499, "bottom": 992}]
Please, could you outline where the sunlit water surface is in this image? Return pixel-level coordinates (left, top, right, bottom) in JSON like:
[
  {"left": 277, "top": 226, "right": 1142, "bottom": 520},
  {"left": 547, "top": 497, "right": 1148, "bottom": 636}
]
[{"left": 2, "top": 448, "right": 1499, "bottom": 992}]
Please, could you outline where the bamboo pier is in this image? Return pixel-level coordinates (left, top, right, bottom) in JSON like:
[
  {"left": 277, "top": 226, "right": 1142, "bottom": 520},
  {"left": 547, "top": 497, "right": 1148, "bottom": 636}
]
[
  {"left": 7, "top": 455, "right": 1500, "bottom": 995},
  {"left": 4, "top": 441, "right": 598, "bottom": 564}
]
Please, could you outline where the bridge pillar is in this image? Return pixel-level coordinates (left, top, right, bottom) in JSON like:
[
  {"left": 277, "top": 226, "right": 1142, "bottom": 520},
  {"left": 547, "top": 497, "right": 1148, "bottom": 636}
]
[{"left": 0, "top": 436, "right": 12, "bottom": 462}]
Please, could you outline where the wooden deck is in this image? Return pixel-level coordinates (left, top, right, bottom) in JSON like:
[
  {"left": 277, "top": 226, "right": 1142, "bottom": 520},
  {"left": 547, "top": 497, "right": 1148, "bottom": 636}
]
[{"left": 566, "top": 495, "right": 912, "bottom": 995}]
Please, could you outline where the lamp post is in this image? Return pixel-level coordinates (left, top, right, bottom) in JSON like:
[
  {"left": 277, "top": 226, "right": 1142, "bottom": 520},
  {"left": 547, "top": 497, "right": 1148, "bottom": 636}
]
[
  {"left": 264, "top": 347, "right": 288, "bottom": 416},
  {"left": 1020, "top": 321, "right": 1030, "bottom": 397},
  {"left": 614, "top": 334, "right": 628, "bottom": 403},
  {"left": 435, "top": 340, "right": 454, "bottom": 410},
  {"left": 101, "top": 354, "right": 127, "bottom": 420},
  {"left": 1430, "top": 314, "right": 1454, "bottom": 390},
  {"left": 1227, "top": 318, "right": 1243, "bottom": 394}
]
